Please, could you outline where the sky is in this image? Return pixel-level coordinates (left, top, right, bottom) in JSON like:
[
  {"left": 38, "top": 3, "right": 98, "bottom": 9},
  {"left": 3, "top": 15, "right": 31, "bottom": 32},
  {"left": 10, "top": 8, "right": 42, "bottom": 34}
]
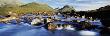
[{"left": 20, "top": 0, "right": 110, "bottom": 11}]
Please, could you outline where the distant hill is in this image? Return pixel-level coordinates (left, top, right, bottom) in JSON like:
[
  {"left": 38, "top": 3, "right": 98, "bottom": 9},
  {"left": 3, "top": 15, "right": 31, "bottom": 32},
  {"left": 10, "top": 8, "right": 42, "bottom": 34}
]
[
  {"left": 57, "top": 5, "right": 76, "bottom": 16},
  {"left": 0, "top": 2, "right": 54, "bottom": 16},
  {"left": 75, "top": 5, "right": 110, "bottom": 19},
  {"left": 59, "top": 5, "right": 76, "bottom": 12},
  {"left": 97, "top": 5, "right": 110, "bottom": 11}
]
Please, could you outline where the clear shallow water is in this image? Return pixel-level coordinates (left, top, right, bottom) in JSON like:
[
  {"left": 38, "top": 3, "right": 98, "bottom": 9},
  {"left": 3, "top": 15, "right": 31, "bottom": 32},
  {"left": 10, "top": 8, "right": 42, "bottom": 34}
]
[{"left": 0, "top": 24, "right": 100, "bottom": 36}]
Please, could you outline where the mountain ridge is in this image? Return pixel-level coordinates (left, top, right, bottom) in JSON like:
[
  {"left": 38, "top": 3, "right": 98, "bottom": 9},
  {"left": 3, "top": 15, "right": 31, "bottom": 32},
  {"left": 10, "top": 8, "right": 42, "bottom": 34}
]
[{"left": 0, "top": 2, "right": 54, "bottom": 16}]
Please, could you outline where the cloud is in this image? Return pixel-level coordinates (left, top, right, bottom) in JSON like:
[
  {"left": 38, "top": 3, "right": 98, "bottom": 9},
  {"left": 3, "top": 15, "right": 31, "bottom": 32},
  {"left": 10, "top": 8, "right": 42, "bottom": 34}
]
[{"left": 66, "top": 0, "right": 110, "bottom": 11}]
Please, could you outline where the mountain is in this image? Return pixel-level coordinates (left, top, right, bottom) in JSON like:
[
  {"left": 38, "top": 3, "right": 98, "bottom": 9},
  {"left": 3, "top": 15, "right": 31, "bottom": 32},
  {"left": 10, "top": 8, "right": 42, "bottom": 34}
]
[
  {"left": 0, "top": 2, "right": 54, "bottom": 16},
  {"left": 57, "top": 5, "right": 76, "bottom": 16},
  {"left": 59, "top": 5, "right": 76, "bottom": 12},
  {"left": 97, "top": 5, "right": 110, "bottom": 11}
]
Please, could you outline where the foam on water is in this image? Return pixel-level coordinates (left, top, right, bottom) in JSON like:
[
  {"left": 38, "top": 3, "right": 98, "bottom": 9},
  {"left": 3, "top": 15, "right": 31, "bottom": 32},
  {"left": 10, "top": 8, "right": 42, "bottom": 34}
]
[{"left": 79, "top": 30, "right": 97, "bottom": 36}]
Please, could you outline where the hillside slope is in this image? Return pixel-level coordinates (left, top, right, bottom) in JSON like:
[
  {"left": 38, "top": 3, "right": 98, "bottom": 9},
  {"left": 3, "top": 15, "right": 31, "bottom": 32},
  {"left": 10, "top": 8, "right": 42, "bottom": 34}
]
[{"left": 0, "top": 2, "right": 54, "bottom": 16}]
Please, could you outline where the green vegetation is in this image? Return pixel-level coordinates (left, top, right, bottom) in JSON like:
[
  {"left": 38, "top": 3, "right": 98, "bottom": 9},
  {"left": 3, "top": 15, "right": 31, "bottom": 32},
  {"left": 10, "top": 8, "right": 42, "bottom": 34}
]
[{"left": 0, "top": 2, "right": 54, "bottom": 16}]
